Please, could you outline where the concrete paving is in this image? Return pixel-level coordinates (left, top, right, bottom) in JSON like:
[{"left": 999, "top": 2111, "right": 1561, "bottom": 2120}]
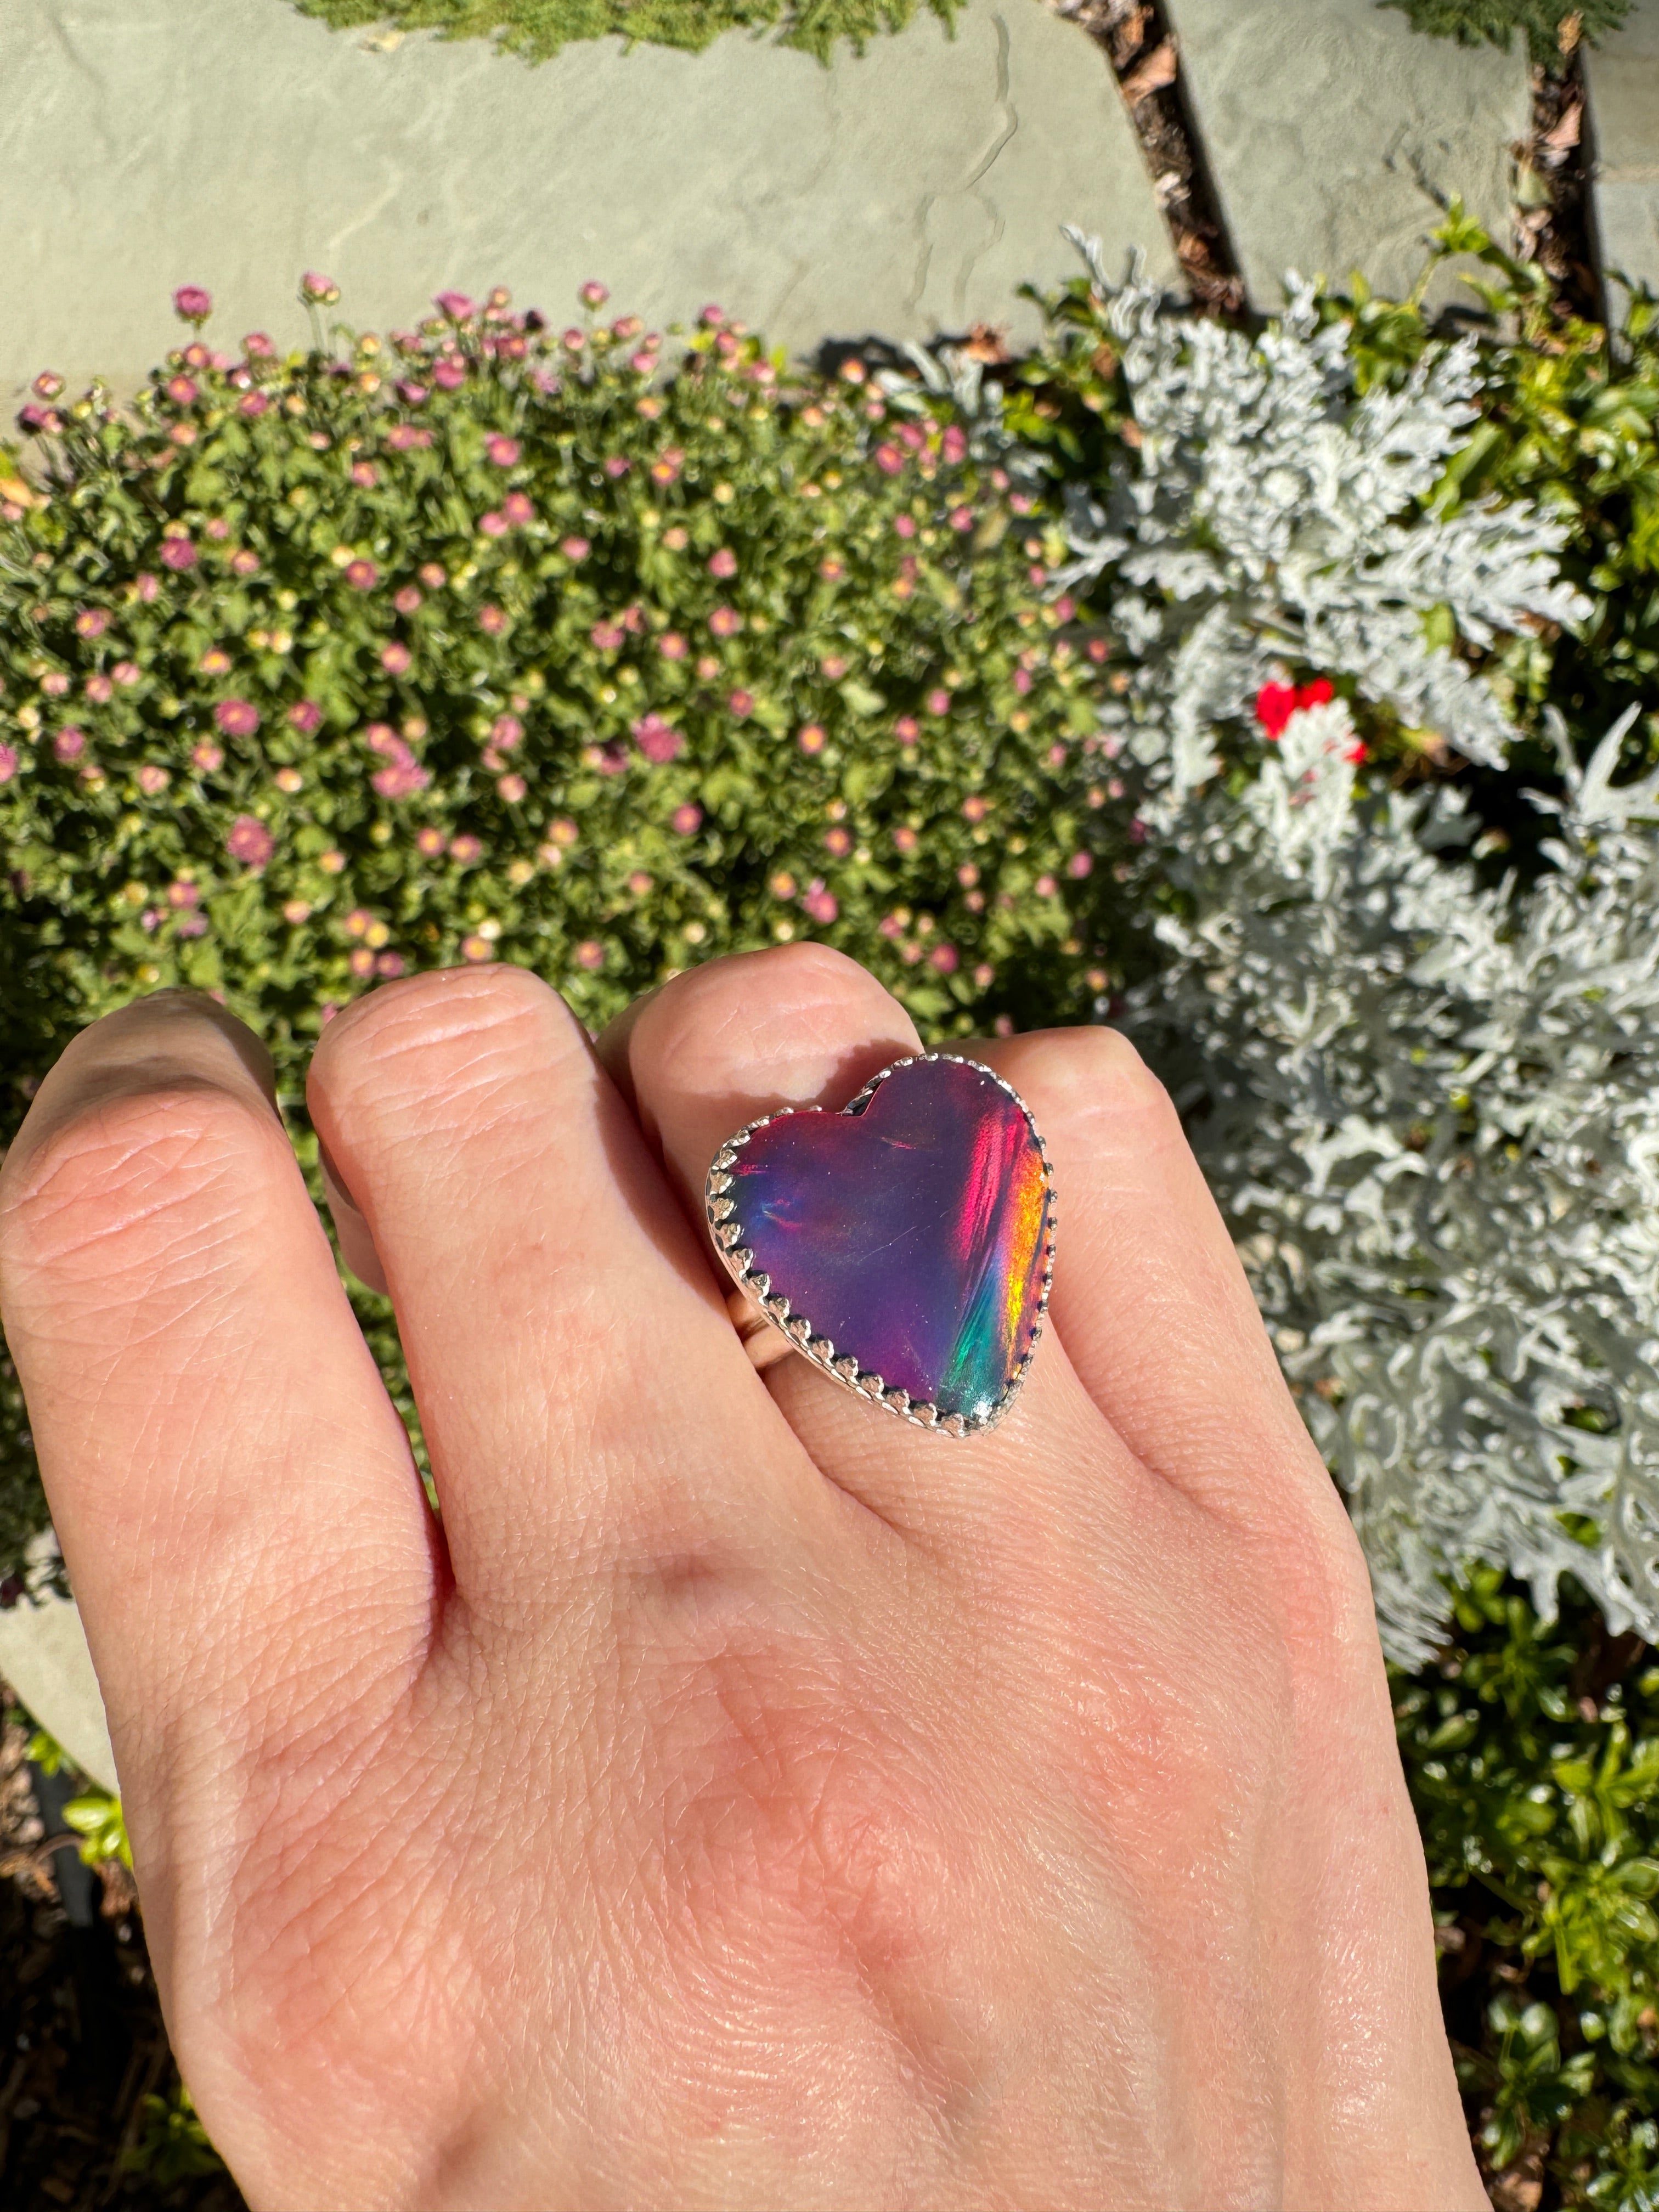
[
  {"left": 0, "top": 0, "right": 1176, "bottom": 409},
  {"left": 1164, "top": 0, "right": 1530, "bottom": 311},
  {"left": 1586, "top": 0, "right": 1659, "bottom": 306}
]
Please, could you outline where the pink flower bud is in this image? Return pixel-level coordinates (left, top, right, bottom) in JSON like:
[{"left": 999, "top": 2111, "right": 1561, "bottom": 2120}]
[
  {"left": 672, "top": 803, "right": 702, "bottom": 836},
  {"left": 486, "top": 434, "right": 521, "bottom": 466},
  {"left": 580, "top": 281, "right": 610, "bottom": 308},
  {"left": 707, "top": 548, "right": 737, "bottom": 579}
]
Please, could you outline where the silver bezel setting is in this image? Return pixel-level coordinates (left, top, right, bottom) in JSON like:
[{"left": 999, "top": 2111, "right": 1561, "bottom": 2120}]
[{"left": 706, "top": 1053, "right": 1056, "bottom": 1437}]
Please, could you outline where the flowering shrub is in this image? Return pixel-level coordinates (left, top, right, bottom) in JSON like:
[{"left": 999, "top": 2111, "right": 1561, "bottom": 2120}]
[
  {"left": 289, "top": 0, "right": 955, "bottom": 63},
  {"left": 0, "top": 278, "right": 1116, "bottom": 1139}
]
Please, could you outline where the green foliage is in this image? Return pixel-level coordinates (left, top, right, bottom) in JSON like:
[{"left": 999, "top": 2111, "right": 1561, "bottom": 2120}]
[
  {"left": 1378, "top": 0, "right": 1632, "bottom": 64},
  {"left": 122, "top": 2080, "right": 224, "bottom": 2186},
  {"left": 24, "top": 1723, "right": 66, "bottom": 1776},
  {"left": 1309, "top": 208, "right": 1659, "bottom": 823},
  {"left": 287, "top": 0, "right": 956, "bottom": 64},
  {"left": 1397, "top": 1568, "right": 1659, "bottom": 2207},
  {"left": 60, "top": 1784, "right": 133, "bottom": 1871}
]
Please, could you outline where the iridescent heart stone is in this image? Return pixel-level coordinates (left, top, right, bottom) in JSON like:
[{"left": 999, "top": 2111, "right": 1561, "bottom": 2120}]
[{"left": 707, "top": 1055, "right": 1054, "bottom": 1434}]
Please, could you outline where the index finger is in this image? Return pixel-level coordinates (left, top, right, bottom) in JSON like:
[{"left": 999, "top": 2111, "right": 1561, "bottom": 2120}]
[{"left": 0, "top": 994, "right": 439, "bottom": 1829}]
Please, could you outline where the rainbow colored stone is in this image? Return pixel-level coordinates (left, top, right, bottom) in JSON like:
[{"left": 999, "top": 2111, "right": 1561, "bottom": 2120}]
[{"left": 712, "top": 1056, "right": 1054, "bottom": 1431}]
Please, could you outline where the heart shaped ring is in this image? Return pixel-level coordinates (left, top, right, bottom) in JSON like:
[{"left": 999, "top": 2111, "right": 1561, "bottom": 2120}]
[{"left": 705, "top": 1054, "right": 1056, "bottom": 1436}]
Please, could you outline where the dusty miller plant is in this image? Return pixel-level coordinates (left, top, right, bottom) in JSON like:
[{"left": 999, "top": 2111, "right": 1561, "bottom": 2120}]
[
  {"left": 1052, "top": 232, "right": 1589, "bottom": 795},
  {"left": 1130, "top": 698, "right": 1659, "bottom": 1667}
]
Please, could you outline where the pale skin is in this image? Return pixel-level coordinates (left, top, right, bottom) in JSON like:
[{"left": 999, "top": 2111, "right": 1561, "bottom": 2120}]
[{"left": 0, "top": 945, "right": 1486, "bottom": 2211}]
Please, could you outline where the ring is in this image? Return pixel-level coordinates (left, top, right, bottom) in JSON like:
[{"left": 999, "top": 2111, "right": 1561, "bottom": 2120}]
[{"left": 707, "top": 1053, "right": 1055, "bottom": 1437}]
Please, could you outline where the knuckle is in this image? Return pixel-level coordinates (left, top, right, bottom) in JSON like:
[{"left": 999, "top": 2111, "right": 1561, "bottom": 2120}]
[
  {"left": 1011, "top": 1024, "right": 1178, "bottom": 1143},
  {"left": 2, "top": 1080, "right": 286, "bottom": 1293}
]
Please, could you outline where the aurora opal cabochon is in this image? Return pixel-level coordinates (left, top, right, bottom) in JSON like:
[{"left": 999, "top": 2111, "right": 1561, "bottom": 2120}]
[{"left": 706, "top": 1055, "right": 1056, "bottom": 1434}]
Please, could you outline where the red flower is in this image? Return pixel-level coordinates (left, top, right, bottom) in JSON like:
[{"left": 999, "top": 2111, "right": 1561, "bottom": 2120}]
[{"left": 1255, "top": 677, "right": 1336, "bottom": 741}]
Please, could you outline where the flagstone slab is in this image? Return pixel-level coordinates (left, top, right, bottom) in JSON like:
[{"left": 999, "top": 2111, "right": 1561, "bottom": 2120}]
[
  {"left": 1164, "top": 0, "right": 1530, "bottom": 312},
  {"left": 0, "top": 0, "right": 1176, "bottom": 411},
  {"left": 1585, "top": 0, "right": 1659, "bottom": 305}
]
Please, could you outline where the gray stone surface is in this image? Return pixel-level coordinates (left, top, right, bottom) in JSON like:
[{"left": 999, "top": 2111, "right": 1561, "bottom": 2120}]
[
  {"left": 1586, "top": 0, "right": 1659, "bottom": 304},
  {"left": 1165, "top": 0, "right": 1530, "bottom": 311},
  {"left": 0, "top": 0, "right": 1176, "bottom": 409},
  {"left": 0, "top": 1547, "right": 118, "bottom": 1795}
]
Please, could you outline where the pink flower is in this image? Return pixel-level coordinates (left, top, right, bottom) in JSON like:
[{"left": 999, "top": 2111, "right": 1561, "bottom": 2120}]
[
  {"left": 282, "top": 898, "right": 311, "bottom": 924},
  {"left": 230, "top": 550, "right": 259, "bottom": 576},
  {"left": 381, "top": 643, "right": 413, "bottom": 675},
  {"left": 797, "top": 724, "right": 827, "bottom": 755},
  {"left": 1035, "top": 874, "right": 1057, "bottom": 898},
  {"left": 657, "top": 632, "right": 687, "bottom": 662},
  {"left": 496, "top": 772, "right": 527, "bottom": 802},
  {"left": 893, "top": 825, "right": 918, "bottom": 855},
  {"left": 562, "top": 328, "right": 586, "bottom": 352},
  {"left": 173, "top": 285, "right": 212, "bottom": 324},
  {"left": 575, "top": 939, "right": 606, "bottom": 970},
  {"left": 1054, "top": 596, "right": 1076, "bottom": 623},
  {"left": 394, "top": 585, "right": 422, "bottom": 614},
  {"left": 820, "top": 654, "right": 849, "bottom": 681},
  {"left": 875, "top": 445, "right": 904, "bottom": 477},
  {"left": 83, "top": 675, "right": 112, "bottom": 704},
  {"left": 949, "top": 506, "right": 973, "bottom": 533},
  {"left": 419, "top": 563, "right": 447, "bottom": 590},
  {"left": 459, "top": 935, "right": 494, "bottom": 964},
  {"left": 590, "top": 622, "right": 624, "bottom": 651},
  {"left": 433, "top": 358, "right": 466, "bottom": 391},
  {"left": 215, "top": 698, "right": 259, "bottom": 737},
  {"left": 376, "top": 952, "right": 405, "bottom": 979},
  {"left": 396, "top": 381, "right": 428, "bottom": 408},
  {"left": 590, "top": 742, "right": 629, "bottom": 776},
  {"left": 349, "top": 946, "right": 376, "bottom": 977},
  {"left": 191, "top": 741, "right": 224, "bottom": 771},
  {"left": 478, "top": 604, "right": 506, "bottom": 635},
  {"left": 928, "top": 943, "right": 958, "bottom": 974},
  {"left": 633, "top": 713, "right": 683, "bottom": 764},
  {"left": 962, "top": 795, "right": 989, "bottom": 823},
  {"left": 351, "top": 461, "right": 379, "bottom": 489},
  {"left": 727, "top": 689, "right": 754, "bottom": 718},
  {"left": 415, "top": 826, "right": 445, "bottom": 857},
  {"left": 288, "top": 701, "right": 323, "bottom": 734},
  {"left": 707, "top": 548, "right": 737, "bottom": 579},
  {"left": 166, "top": 375, "right": 198, "bottom": 407},
  {"left": 227, "top": 815, "right": 275, "bottom": 868},
  {"left": 561, "top": 536, "right": 590, "bottom": 562},
  {"left": 701, "top": 304, "right": 725, "bottom": 327},
  {"left": 40, "top": 673, "right": 70, "bottom": 697},
  {"left": 708, "top": 607, "right": 741, "bottom": 639},
  {"left": 894, "top": 715, "right": 919, "bottom": 742},
  {"left": 32, "top": 371, "right": 64, "bottom": 400},
  {"left": 19, "top": 404, "right": 61, "bottom": 434},
  {"left": 160, "top": 537, "right": 198, "bottom": 571},
  {"left": 943, "top": 426, "right": 967, "bottom": 463},
  {"left": 113, "top": 662, "right": 140, "bottom": 687},
  {"left": 490, "top": 714, "right": 523, "bottom": 751},
  {"left": 167, "top": 879, "right": 200, "bottom": 910},
  {"left": 893, "top": 515, "right": 916, "bottom": 540},
  {"left": 503, "top": 492, "right": 534, "bottom": 526},
  {"left": 603, "top": 456, "right": 630, "bottom": 479},
  {"left": 1066, "top": 851, "right": 1093, "bottom": 879},
  {"left": 136, "top": 573, "right": 160, "bottom": 603},
  {"left": 345, "top": 558, "right": 379, "bottom": 591},
  {"left": 479, "top": 511, "right": 509, "bottom": 538},
  {"left": 824, "top": 827, "right": 852, "bottom": 857},
  {"left": 239, "top": 392, "right": 269, "bottom": 419},
  {"left": 486, "top": 435, "right": 521, "bottom": 465},
  {"left": 300, "top": 272, "right": 340, "bottom": 304},
  {"left": 373, "top": 760, "right": 431, "bottom": 799},
  {"left": 974, "top": 962, "right": 995, "bottom": 989},
  {"left": 449, "top": 834, "right": 483, "bottom": 865},
  {"left": 926, "top": 688, "right": 950, "bottom": 716},
  {"left": 801, "top": 881, "right": 838, "bottom": 925},
  {"left": 1013, "top": 669, "right": 1032, "bottom": 696},
  {"left": 74, "top": 608, "right": 109, "bottom": 640},
  {"left": 53, "top": 728, "right": 86, "bottom": 763},
  {"left": 580, "top": 281, "right": 610, "bottom": 308},
  {"left": 0, "top": 744, "right": 17, "bottom": 785},
  {"left": 242, "top": 332, "right": 275, "bottom": 358},
  {"left": 818, "top": 558, "right": 844, "bottom": 582},
  {"left": 671, "top": 802, "right": 702, "bottom": 835},
  {"left": 434, "top": 290, "right": 476, "bottom": 321}
]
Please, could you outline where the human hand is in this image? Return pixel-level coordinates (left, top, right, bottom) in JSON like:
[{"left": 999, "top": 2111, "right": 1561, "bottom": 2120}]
[{"left": 0, "top": 948, "right": 1483, "bottom": 2210}]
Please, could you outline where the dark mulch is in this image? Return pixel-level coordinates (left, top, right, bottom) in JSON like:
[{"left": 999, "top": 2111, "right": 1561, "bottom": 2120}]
[{"left": 0, "top": 1692, "right": 244, "bottom": 2211}]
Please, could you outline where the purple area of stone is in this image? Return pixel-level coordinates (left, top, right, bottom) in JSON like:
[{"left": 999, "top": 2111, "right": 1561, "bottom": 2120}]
[{"left": 724, "top": 1058, "right": 1051, "bottom": 1424}]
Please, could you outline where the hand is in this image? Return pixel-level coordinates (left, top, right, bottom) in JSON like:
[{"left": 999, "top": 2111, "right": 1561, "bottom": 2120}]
[{"left": 0, "top": 949, "right": 1483, "bottom": 2210}]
